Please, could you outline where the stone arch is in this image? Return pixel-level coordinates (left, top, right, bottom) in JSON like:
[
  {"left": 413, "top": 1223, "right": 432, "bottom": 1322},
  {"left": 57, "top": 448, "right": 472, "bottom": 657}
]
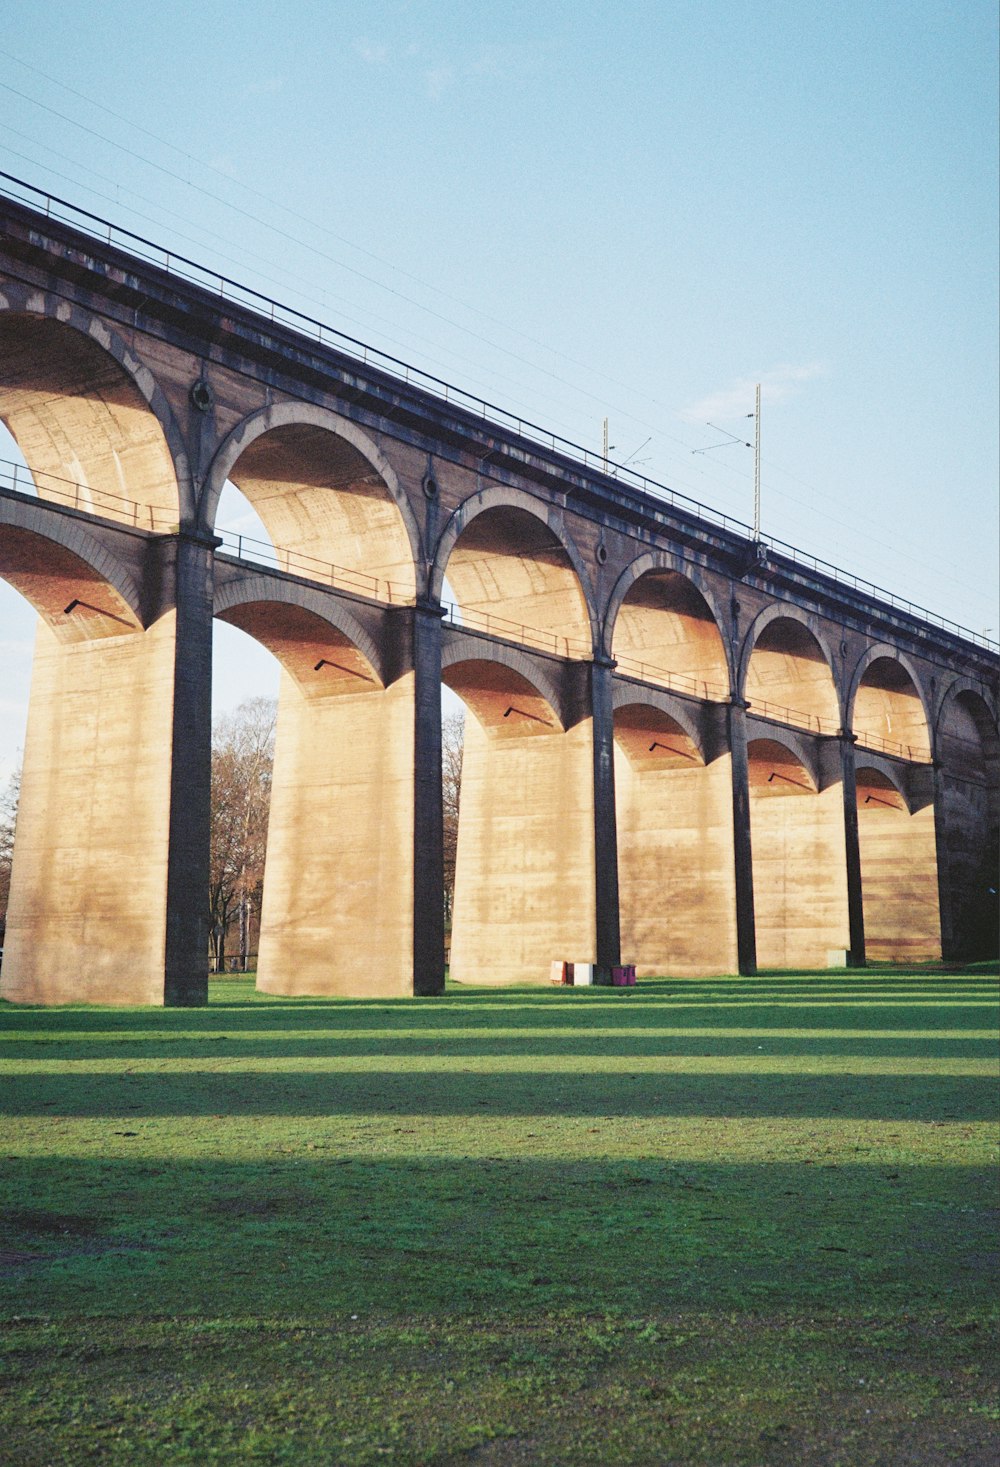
[
  {"left": 202, "top": 402, "right": 420, "bottom": 600},
  {"left": 848, "top": 644, "right": 932, "bottom": 761},
  {"left": 431, "top": 485, "right": 597, "bottom": 655},
  {"left": 443, "top": 656, "right": 562, "bottom": 738},
  {"left": 606, "top": 551, "right": 732, "bottom": 698},
  {"left": 0, "top": 499, "right": 144, "bottom": 640},
  {"left": 214, "top": 575, "right": 384, "bottom": 697},
  {"left": 442, "top": 635, "right": 565, "bottom": 730},
  {"left": 740, "top": 606, "right": 842, "bottom": 734},
  {"left": 747, "top": 735, "right": 819, "bottom": 796},
  {"left": 935, "top": 679, "right": 999, "bottom": 769},
  {"left": 854, "top": 759, "right": 910, "bottom": 813},
  {"left": 612, "top": 688, "right": 705, "bottom": 766},
  {"left": 0, "top": 291, "right": 189, "bottom": 523}
]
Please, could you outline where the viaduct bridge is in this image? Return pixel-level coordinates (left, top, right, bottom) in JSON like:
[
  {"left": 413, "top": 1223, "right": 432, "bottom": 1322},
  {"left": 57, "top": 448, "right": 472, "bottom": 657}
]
[{"left": 0, "top": 181, "right": 997, "bottom": 1005}]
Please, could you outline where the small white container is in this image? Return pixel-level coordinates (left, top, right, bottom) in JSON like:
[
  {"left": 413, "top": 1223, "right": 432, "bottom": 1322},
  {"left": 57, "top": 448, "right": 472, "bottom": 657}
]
[{"left": 572, "top": 963, "right": 595, "bottom": 986}]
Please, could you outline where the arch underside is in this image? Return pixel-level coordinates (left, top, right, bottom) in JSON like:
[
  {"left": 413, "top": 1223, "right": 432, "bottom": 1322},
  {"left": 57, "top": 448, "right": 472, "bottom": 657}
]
[
  {"left": 0, "top": 526, "right": 142, "bottom": 641},
  {"left": 612, "top": 569, "right": 729, "bottom": 699},
  {"left": 744, "top": 618, "right": 840, "bottom": 734},
  {"left": 853, "top": 656, "right": 931, "bottom": 761},
  {"left": 0, "top": 314, "right": 178, "bottom": 527},
  {"left": 226, "top": 423, "right": 415, "bottom": 599},
  {"left": 217, "top": 601, "right": 381, "bottom": 698},
  {"left": 444, "top": 506, "right": 592, "bottom": 658}
]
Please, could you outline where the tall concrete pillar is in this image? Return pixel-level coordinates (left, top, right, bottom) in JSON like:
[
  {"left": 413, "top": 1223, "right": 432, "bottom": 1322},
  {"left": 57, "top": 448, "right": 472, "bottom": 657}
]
[
  {"left": 256, "top": 665, "right": 420, "bottom": 998},
  {"left": 591, "top": 656, "right": 621, "bottom": 973},
  {"left": 856, "top": 762, "right": 940, "bottom": 961},
  {"left": 412, "top": 600, "right": 446, "bottom": 995},
  {"left": 450, "top": 713, "right": 597, "bottom": 985},
  {"left": 614, "top": 713, "right": 739, "bottom": 977},
  {"left": 838, "top": 732, "right": 867, "bottom": 967},
  {"left": 2, "top": 530, "right": 215, "bottom": 1006},
  {"left": 163, "top": 532, "right": 216, "bottom": 1005},
  {"left": 727, "top": 698, "right": 757, "bottom": 976}
]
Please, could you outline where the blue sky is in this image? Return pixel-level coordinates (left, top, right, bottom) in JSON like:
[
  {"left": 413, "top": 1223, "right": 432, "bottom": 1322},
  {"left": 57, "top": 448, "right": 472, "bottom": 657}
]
[{"left": 0, "top": 1, "right": 997, "bottom": 776}]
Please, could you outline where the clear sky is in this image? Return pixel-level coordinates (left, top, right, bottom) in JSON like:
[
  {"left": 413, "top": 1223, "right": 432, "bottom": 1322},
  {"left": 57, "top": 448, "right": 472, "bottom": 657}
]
[{"left": 0, "top": 1, "right": 997, "bottom": 778}]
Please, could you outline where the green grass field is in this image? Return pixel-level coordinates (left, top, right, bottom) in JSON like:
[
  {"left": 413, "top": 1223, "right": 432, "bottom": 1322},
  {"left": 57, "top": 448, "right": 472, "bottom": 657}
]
[{"left": 1, "top": 967, "right": 997, "bottom": 1465}]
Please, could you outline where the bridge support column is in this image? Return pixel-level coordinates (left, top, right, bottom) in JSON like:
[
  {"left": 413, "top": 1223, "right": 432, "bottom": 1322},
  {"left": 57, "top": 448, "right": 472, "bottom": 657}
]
[
  {"left": 839, "top": 733, "right": 867, "bottom": 967},
  {"left": 412, "top": 601, "right": 446, "bottom": 994},
  {"left": 728, "top": 699, "right": 757, "bottom": 976},
  {"left": 2, "top": 531, "right": 214, "bottom": 1006},
  {"left": 449, "top": 714, "right": 597, "bottom": 986},
  {"left": 591, "top": 657, "right": 621, "bottom": 975}
]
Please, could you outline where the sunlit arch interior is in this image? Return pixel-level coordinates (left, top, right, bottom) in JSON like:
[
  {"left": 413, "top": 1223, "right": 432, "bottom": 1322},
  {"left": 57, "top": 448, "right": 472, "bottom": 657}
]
[
  {"left": 216, "top": 600, "right": 381, "bottom": 700},
  {"left": 744, "top": 616, "right": 840, "bottom": 733},
  {"left": 0, "top": 524, "right": 142, "bottom": 642},
  {"left": 443, "top": 657, "right": 562, "bottom": 737},
  {"left": 217, "top": 422, "right": 416, "bottom": 601},
  {"left": 856, "top": 765, "right": 909, "bottom": 815},
  {"left": 611, "top": 568, "right": 729, "bottom": 698},
  {"left": 614, "top": 701, "right": 703, "bottom": 771},
  {"left": 747, "top": 736, "right": 818, "bottom": 796},
  {"left": 852, "top": 654, "right": 931, "bottom": 760},
  {"left": 0, "top": 313, "right": 179, "bottom": 525},
  {"left": 442, "top": 505, "right": 592, "bottom": 657}
]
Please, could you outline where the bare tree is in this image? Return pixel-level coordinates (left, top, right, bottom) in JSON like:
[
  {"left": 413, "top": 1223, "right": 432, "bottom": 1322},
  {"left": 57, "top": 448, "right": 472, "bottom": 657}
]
[
  {"left": 442, "top": 711, "right": 464, "bottom": 930},
  {"left": 210, "top": 698, "right": 276, "bottom": 972},
  {"left": 0, "top": 764, "right": 20, "bottom": 947}
]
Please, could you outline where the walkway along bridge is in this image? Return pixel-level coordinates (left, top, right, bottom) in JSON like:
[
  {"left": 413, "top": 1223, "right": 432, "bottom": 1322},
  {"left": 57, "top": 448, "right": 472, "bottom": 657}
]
[{"left": 0, "top": 179, "right": 997, "bottom": 1004}]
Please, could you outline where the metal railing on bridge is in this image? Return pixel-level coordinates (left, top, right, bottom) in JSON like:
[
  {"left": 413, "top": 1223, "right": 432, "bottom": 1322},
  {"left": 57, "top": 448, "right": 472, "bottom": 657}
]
[
  {"left": 2, "top": 170, "right": 996, "bottom": 657},
  {"left": 852, "top": 729, "right": 930, "bottom": 764},
  {"left": 440, "top": 600, "right": 592, "bottom": 660},
  {"left": 611, "top": 653, "right": 729, "bottom": 704},
  {"left": 0, "top": 456, "right": 177, "bottom": 530},
  {"left": 215, "top": 526, "right": 413, "bottom": 604}
]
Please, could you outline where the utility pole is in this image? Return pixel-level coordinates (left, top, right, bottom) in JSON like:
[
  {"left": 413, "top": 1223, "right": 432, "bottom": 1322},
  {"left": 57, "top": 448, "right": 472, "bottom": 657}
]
[{"left": 753, "top": 382, "right": 761, "bottom": 541}]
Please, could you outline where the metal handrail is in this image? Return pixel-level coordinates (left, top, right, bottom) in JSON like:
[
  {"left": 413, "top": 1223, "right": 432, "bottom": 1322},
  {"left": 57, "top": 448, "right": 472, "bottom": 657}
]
[
  {"left": 2, "top": 170, "right": 996, "bottom": 656},
  {"left": 0, "top": 455, "right": 177, "bottom": 530},
  {"left": 215, "top": 527, "right": 412, "bottom": 604},
  {"left": 854, "top": 729, "right": 929, "bottom": 763},
  {"left": 747, "top": 697, "right": 839, "bottom": 736},
  {"left": 441, "top": 600, "right": 592, "bottom": 660},
  {"left": 612, "top": 653, "right": 729, "bottom": 703}
]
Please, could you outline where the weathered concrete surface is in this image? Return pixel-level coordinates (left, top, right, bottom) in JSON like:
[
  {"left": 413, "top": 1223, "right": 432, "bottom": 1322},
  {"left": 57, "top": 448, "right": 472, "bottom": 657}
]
[
  {"left": 748, "top": 737, "right": 851, "bottom": 969},
  {"left": 615, "top": 702, "right": 738, "bottom": 976},
  {"left": 256, "top": 671, "right": 418, "bottom": 997},
  {"left": 856, "top": 767, "right": 941, "bottom": 961},
  {"left": 3, "top": 616, "right": 176, "bottom": 1004},
  {"left": 450, "top": 714, "right": 597, "bottom": 985}
]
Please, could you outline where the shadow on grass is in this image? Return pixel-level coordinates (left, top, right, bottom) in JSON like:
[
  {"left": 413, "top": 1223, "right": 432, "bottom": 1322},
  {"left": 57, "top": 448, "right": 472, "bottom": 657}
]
[
  {"left": 0, "top": 1154, "right": 995, "bottom": 1321},
  {"left": 3, "top": 1065, "right": 995, "bottom": 1120}
]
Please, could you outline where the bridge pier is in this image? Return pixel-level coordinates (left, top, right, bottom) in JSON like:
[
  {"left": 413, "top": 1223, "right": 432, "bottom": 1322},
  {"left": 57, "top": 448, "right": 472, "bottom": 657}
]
[{"left": 3, "top": 572, "right": 209, "bottom": 1006}]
